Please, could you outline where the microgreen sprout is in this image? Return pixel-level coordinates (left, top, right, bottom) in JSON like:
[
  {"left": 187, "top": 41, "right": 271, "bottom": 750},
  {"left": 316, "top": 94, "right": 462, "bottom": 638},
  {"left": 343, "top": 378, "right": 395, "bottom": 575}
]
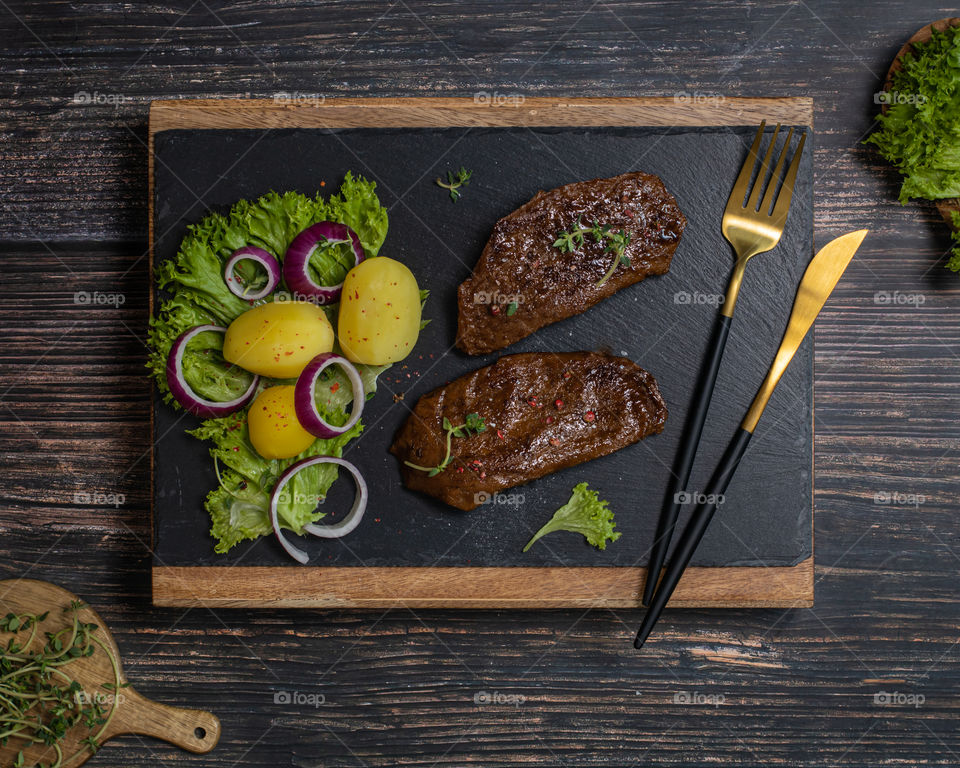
[
  {"left": 404, "top": 413, "right": 487, "bottom": 476},
  {"left": 436, "top": 167, "right": 472, "bottom": 202},
  {"left": 0, "top": 602, "right": 126, "bottom": 767},
  {"left": 553, "top": 216, "right": 632, "bottom": 287}
]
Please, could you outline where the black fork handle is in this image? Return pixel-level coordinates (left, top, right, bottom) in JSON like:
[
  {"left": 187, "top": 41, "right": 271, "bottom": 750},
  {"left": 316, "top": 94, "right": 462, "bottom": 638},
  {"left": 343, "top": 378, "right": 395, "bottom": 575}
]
[
  {"left": 642, "top": 311, "right": 733, "bottom": 605},
  {"left": 635, "top": 427, "right": 753, "bottom": 649}
]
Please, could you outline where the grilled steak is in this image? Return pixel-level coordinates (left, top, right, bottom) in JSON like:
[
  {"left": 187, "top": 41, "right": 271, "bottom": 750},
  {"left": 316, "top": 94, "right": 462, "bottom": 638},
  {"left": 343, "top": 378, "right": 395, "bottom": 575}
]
[
  {"left": 390, "top": 352, "right": 667, "bottom": 511},
  {"left": 457, "top": 172, "right": 686, "bottom": 355}
]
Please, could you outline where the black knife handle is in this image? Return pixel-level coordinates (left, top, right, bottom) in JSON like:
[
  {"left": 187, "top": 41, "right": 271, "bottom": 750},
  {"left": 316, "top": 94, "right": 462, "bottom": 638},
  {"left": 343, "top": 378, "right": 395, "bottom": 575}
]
[
  {"left": 635, "top": 427, "right": 753, "bottom": 649},
  {"left": 642, "top": 312, "right": 733, "bottom": 605}
]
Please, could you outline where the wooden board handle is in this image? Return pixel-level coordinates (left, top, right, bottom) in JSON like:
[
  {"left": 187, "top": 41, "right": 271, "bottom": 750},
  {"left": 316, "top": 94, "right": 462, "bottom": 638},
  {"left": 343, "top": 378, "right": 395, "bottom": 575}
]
[{"left": 112, "top": 688, "right": 221, "bottom": 754}]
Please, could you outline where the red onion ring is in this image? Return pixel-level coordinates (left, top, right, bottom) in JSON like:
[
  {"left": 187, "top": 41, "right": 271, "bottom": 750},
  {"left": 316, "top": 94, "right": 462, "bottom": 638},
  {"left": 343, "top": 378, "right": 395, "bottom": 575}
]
[
  {"left": 294, "top": 353, "right": 365, "bottom": 438},
  {"left": 270, "top": 456, "right": 369, "bottom": 563},
  {"left": 165, "top": 325, "right": 260, "bottom": 417},
  {"left": 282, "top": 221, "right": 364, "bottom": 305},
  {"left": 224, "top": 246, "right": 281, "bottom": 301}
]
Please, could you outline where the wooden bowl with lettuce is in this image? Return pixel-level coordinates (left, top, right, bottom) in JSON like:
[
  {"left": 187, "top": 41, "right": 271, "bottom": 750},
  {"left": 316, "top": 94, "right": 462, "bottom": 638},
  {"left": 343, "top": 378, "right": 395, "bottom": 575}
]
[{"left": 869, "top": 18, "right": 960, "bottom": 266}]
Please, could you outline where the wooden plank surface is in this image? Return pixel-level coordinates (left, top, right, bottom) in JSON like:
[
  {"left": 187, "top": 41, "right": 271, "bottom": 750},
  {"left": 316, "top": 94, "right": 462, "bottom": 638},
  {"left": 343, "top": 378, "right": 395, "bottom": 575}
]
[
  {"left": 149, "top": 95, "right": 813, "bottom": 129},
  {"left": 2, "top": 2, "right": 960, "bottom": 766},
  {"left": 153, "top": 559, "right": 815, "bottom": 609},
  {"left": 148, "top": 96, "right": 813, "bottom": 609}
]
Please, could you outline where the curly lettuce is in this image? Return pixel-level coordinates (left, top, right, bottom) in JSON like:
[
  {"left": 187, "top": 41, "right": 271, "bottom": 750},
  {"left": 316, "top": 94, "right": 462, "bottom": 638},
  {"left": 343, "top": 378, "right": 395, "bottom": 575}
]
[
  {"left": 148, "top": 174, "right": 390, "bottom": 554},
  {"left": 522, "top": 482, "right": 621, "bottom": 552},
  {"left": 947, "top": 212, "right": 960, "bottom": 273},
  {"left": 187, "top": 412, "right": 363, "bottom": 554},
  {"left": 865, "top": 24, "right": 960, "bottom": 203}
]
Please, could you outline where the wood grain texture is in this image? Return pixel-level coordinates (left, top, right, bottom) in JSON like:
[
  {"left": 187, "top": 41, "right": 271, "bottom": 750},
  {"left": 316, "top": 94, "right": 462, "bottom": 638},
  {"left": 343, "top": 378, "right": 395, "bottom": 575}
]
[
  {"left": 153, "top": 559, "right": 814, "bottom": 609},
  {"left": 148, "top": 97, "right": 813, "bottom": 610},
  {"left": 149, "top": 96, "right": 813, "bottom": 130},
  {"left": 0, "top": 579, "right": 220, "bottom": 766},
  {"left": 2, "top": 1, "right": 960, "bottom": 765}
]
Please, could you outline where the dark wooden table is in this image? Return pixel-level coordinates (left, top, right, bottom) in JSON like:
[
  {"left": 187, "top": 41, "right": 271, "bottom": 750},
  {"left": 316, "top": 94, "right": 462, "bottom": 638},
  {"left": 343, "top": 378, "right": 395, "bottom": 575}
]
[{"left": 2, "top": 2, "right": 959, "bottom": 765}]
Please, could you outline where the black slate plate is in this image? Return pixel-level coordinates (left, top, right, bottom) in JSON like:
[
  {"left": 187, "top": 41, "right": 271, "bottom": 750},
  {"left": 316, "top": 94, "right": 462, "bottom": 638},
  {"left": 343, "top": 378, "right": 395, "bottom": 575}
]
[{"left": 152, "top": 125, "right": 813, "bottom": 569}]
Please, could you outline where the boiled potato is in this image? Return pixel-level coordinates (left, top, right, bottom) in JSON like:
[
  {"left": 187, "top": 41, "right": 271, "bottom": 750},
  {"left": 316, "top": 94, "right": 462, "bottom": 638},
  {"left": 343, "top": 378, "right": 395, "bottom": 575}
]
[
  {"left": 247, "top": 385, "right": 315, "bottom": 460},
  {"left": 338, "top": 257, "right": 421, "bottom": 365},
  {"left": 223, "top": 301, "right": 334, "bottom": 378}
]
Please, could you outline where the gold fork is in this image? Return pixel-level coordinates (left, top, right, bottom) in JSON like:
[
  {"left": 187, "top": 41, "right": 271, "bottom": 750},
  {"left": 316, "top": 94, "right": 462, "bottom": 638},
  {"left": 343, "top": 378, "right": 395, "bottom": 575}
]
[
  {"left": 643, "top": 121, "right": 807, "bottom": 605},
  {"left": 721, "top": 122, "right": 807, "bottom": 313}
]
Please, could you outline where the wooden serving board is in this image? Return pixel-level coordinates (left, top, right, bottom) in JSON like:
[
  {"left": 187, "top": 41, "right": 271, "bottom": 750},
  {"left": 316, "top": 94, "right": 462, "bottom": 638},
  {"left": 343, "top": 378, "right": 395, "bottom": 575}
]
[
  {"left": 0, "top": 580, "right": 220, "bottom": 766},
  {"left": 149, "top": 97, "right": 814, "bottom": 609}
]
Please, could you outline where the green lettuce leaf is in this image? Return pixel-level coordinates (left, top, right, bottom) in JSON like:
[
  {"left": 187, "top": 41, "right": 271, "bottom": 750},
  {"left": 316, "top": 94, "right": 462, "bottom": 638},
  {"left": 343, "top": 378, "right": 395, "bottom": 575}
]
[
  {"left": 865, "top": 24, "right": 960, "bottom": 203},
  {"left": 522, "top": 482, "right": 621, "bottom": 552},
  {"left": 147, "top": 294, "right": 218, "bottom": 405},
  {"left": 326, "top": 171, "right": 391, "bottom": 257},
  {"left": 180, "top": 330, "right": 256, "bottom": 403},
  {"left": 189, "top": 412, "right": 363, "bottom": 554},
  {"left": 947, "top": 212, "right": 960, "bottom": 273}
]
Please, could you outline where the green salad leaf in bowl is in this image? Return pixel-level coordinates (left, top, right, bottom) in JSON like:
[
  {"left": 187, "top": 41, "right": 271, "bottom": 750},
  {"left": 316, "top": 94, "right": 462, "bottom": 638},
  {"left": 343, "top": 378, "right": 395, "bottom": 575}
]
[{"left": 867, "top": 24, "right": 960, "bottom": 203}]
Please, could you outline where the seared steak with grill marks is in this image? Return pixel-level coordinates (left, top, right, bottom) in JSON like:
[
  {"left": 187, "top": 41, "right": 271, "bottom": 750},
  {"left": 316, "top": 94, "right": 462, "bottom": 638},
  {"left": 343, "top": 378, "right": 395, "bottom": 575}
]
[
  {"left": 390, "top": 352, "right": 667, "bottom": 511},
  {"left": 457, "top": 172, "right": 686, "bottom": 355}
]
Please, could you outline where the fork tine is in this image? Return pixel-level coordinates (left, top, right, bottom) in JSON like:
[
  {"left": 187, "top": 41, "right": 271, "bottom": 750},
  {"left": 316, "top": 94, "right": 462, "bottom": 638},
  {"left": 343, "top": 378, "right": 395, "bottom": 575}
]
[
  {"left": 771, "top": 130, "right": 807, "bottom": 224},
  {"left": 746, "top": 123, "right": 781, "bottom": 211},
  {"left": 727, "top": 121, "right": 766, "bottom": 209},
  {"left": 759, "top": 126, "right": 794, "bottom": 215}
]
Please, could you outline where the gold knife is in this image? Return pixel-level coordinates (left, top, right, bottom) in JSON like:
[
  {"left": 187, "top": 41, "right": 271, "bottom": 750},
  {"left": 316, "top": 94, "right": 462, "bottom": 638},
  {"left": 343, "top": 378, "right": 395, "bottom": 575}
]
[{"left": 635, "top": 229, "right": 868, "bottom": 649}]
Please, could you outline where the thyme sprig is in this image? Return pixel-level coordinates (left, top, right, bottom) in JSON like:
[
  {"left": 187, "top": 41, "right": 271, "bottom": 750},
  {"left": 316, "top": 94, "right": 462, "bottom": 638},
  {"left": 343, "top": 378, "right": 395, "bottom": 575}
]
[
  {"left": 436, "top": 167, "right": 472, "bottom": 202},
  {"left": 553, "top": 216, "right": 632, "bottom": 287},
  {"left": 404, "top": 413, "right": 486, "bottom": 476},
  {"left": 0, "top": 601, "right": 126, "bottom": 768}
]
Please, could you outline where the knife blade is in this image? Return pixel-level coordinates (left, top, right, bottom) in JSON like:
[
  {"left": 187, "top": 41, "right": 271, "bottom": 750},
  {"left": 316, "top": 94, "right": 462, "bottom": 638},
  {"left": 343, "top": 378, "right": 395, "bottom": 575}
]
[{"left": 741, "top": 228, "right": 868, "bottom": 433}]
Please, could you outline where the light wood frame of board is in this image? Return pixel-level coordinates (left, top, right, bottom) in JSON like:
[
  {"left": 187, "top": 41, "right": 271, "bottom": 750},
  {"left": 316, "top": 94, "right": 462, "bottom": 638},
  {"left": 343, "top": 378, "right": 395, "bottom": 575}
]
[{"left": 149, "top": 97, "right": 814, "bottom": 610}]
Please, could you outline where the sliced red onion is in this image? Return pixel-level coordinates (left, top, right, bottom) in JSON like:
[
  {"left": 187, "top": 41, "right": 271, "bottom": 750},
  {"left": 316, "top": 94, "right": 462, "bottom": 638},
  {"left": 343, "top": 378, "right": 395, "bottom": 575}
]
[
  {"left": 166, "top": 325, "right": 259, "bottom": 417},
  {"left": 224, "top": 246, "right": 281, "bottom": 301},
  {"left": 270, "top": 457, "right": 369, "bottom": 563},
  {"left": 294, "top": 353, "right": 365, "bottom": 438},
  {"left": 283, "top": 221, "right": 364, "bottom": 305}
]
